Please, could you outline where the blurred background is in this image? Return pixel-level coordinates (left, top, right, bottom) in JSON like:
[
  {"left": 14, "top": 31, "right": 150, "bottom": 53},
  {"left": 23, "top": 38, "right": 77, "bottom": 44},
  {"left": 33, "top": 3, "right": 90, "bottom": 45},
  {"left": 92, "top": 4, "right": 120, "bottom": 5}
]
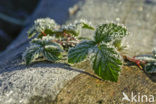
[
  {"left": 0, "top": 0, "right": 156, "bottom": 54},
  {"left": 0, "top": 0, "right": 39, "bottom": 51}
]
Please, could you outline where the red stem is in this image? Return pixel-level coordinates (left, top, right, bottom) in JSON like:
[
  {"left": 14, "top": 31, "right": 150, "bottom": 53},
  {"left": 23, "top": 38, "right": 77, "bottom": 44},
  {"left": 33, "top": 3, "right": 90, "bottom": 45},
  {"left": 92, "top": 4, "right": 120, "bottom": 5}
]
[
  {"left": 41, "top": 31, "right": 47, "bottom": 36},
  {"left": 123, "top": 55, "right": 146, "bottom": 70}
]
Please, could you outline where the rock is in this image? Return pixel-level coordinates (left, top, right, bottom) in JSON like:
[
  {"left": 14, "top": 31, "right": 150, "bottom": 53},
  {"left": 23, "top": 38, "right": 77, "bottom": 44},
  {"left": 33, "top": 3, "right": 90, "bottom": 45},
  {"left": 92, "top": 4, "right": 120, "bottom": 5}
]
[
  {"left": 56, "top": 66, "right": 156, "bottom": 104},
  {"left": 0, "top": 63, "right": 79, "bottom": 104}
]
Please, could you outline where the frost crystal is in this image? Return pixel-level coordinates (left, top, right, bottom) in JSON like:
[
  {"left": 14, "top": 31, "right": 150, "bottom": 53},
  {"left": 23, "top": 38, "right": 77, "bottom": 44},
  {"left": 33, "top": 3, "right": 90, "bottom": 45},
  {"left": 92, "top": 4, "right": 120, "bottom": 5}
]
[
  {"left": 61, "top": 24, "right": 77, "bottom": 32},
  {"left": 145, "top": 63, "right": 156, "bottom": 73},
  {"left": 135, "top": 55, "right": 156, "bottom": 63},
  {"left": 42, "top": 35, "right": 55, "bottom": 41},
  {"left": 60, "top": 19, "right": 94, "bottom": 35},
  {"left": 45, "top": 45, "right": 57, "bottom": 49},
  {"left": 34, "top": 18, "right": 58, "bottom": 32},
  {"left": 74, "top": 19, "right": 93, "bottom": 26}
]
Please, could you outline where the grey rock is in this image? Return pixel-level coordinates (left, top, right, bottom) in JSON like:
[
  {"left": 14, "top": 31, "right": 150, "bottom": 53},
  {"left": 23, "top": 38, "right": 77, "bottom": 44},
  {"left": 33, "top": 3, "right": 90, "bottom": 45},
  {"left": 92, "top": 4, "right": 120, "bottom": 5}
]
[{"left": 0, "top": 63, "right": 80, "bottom": 104}]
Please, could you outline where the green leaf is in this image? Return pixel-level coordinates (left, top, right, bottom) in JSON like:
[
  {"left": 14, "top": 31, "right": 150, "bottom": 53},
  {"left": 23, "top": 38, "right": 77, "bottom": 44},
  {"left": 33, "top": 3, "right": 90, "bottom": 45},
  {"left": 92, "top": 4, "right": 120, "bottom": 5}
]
[
  {"left": 27, "top": 18, "right": 59, "bottom": 38},
  {"left": 81, "top": 22, "right": 95, "bottom": 30},
  {"left": 60, "top": 20, "right": 94, "bottom": 37},
  {"left": 153, "top": 48, "right": 156, "bottom": 57},
  {"left": 31, "top": 36, "right": 63, "bottom": 49},
  {"left": 68, "top": 40, "right": 96, "bottom": 63},
  {"left": 145, "top": 63, "right": 156, "bottom": 73},
  {"left": 23, "top": 45, "right": 41, "bottom": 65},
  {"left": 75, "top": 19, "right": 95, "bottom": 30},
  {"left": 94, "top": 23, "right": 128, "bottom": 43},
  {"left": 92, "top": 44, "right": 122, "bottom": 82},
  {"left": 31, "top": 38, "right": 43, "bottom": 46},
  {"left": 64, "top": 29, "right": 79, "bottom": 36},
  {"left": 135, "top": 55, "right": 156, "bottom": 63},
  {"left": 27, "top": 27, "right": 37, "bottom": 38},
  {"left": 44, "top": 29, "right": 65, "bottom": 38},
  {"left": 24, "top": 36, "right": 63, "bottom": 63},
  {"left": 113, "top": 39, "right": 126, "bottom": 51},
  {"left": 44, "top": 29, "right": 54, "bottom": 35},
  {"left": 78, "top": 36, "right": 91, "bottom": 40},
  {"left": 113, "top": 39, "right": 121, "bottom": 48},
  {"left": 43, "top": 45, "right": 63, "bottom": 62}
]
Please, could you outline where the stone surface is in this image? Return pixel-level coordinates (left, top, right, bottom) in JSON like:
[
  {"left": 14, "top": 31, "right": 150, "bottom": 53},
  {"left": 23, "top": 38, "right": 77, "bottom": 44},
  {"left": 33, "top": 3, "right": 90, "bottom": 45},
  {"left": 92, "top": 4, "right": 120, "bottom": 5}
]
[
  {"left": 56, "top": 66, "right": 156, "bottom": 104},
  {"left": 0, "top": 63, "right": 79, "bottom": 104}
]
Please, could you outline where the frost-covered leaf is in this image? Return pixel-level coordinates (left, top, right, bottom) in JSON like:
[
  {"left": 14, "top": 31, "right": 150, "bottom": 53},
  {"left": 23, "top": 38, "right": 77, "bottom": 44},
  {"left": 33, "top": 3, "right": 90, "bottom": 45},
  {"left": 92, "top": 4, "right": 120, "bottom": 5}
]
[
  {"left": 145, "top": 63, "right": 156, "bottom": 73},
  {"left": 113, "top": 39, "right": 122, "bottom": 49},
  {"left": 44, "top": 29, "right": 55, "bottom": 35},
  {"left": 27, "top": 27, "right": 38, "bottom": 38},
  {"left": 60, "top": 19, "right": 94, "bottom": 37},
  {"left": 135, "top": 55, "right": 156, "bottom": 63},
  {"left": 81, "top": 22, "right": 95, "bottom": 30},
  {"left": 64, "top": 29, "right": 79, "bottom": 36},
  {"left": 31, "top": 36, "right": 55, "bottom": 45},
  {"left": 43, "top": 45, "right": 63, "bottom": 62},
  {"left": 94, "top": 23, "right": 128, "bottom": 43},
  {"left": 23, "top": 35, "right": 64, "bottom": 64},
  {"left": 28, "top": 18, "right": 58, "bottom": 38},
  {"left": 68, "top": 40, "right": 96, "bottom": 63},
  {"left": 113, "top": 39, "right": 126, "bottom": 51},
  {"left": 92, "top": 44, "right": 122, "bottom": 82},
  {"left": 31, "top": 36, "right": 63, "bottom": 62},
  {"left": 31, "top": 36, "right": 63, "bottom": 50},
  {"left": 27, "top": 18, "right": 94, "bottom": 39},
  {"left": 78, "top": 36, "right": 91, "bottom": 40},
  {"left": 22, "top": 45, "right": 41, "bottom": 65},
  {"left": 75, "top": 19, "right": 95, "bottom": 30},
  {"left": 152, "top": 48, "right": 156, "bottom": 57},
  {"left": 60, "top": 24, "right": 79, "bottom": 36}
]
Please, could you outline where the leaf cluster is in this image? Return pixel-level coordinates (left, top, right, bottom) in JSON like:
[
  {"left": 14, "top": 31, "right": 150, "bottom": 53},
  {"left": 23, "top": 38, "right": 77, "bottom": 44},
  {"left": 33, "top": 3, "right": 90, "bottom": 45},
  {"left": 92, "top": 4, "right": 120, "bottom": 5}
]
[
  {"left": 23, "top": 18, "right": 94, "bottom": 65},
  {"left": 135, "top": 48, "right": 156, "bottom": 73},
  {"left": 23, "top": 18, "right": 129, "bottom": 82},
  {"left": 145, "top": 48, "right": 156, "bottom": 73},
  {"left": 23, "top": 36, "right": 63, "bottom": 65},
  {"left": 68, "top": 23, "right": 128, "bottom": 82}
]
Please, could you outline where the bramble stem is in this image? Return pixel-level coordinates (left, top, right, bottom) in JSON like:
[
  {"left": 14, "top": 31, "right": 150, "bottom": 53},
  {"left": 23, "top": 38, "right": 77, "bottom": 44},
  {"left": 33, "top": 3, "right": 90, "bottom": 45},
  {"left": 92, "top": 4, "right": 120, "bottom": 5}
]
[
  {"left": 41, "top": 31, "right": 47, "bottom": 36},
  {"left": 123, "top": 55, "right": 146, "bottom": 70}
]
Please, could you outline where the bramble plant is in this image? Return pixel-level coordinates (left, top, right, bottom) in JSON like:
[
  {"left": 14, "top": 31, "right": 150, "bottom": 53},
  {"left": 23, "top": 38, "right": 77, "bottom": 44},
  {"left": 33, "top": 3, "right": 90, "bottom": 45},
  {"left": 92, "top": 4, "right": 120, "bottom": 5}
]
[
  {"left": 134, "top": 48, "right": 156, "bottom": 74},
  {"left": 68, "top": 23, "right": 128, "bottom": 82},
  {"left": 23, "top": 18, "right": 129, "bottom": 82},
  {"left": 23, "top": 18, "right": 94, "bottom": 65}
]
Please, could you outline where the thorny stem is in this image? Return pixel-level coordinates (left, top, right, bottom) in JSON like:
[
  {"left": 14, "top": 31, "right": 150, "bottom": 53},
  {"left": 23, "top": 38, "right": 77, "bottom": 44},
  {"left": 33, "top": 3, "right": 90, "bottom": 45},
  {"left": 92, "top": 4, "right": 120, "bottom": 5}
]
[
  {"left": 63, "top": 32, "right": 69, "bottom": 37},
  {"left": 123, "top": 55, "right": 146, "bottom": 70},
  {"left": 41, "top": 31, "right": 47, "bottom": 36}
]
